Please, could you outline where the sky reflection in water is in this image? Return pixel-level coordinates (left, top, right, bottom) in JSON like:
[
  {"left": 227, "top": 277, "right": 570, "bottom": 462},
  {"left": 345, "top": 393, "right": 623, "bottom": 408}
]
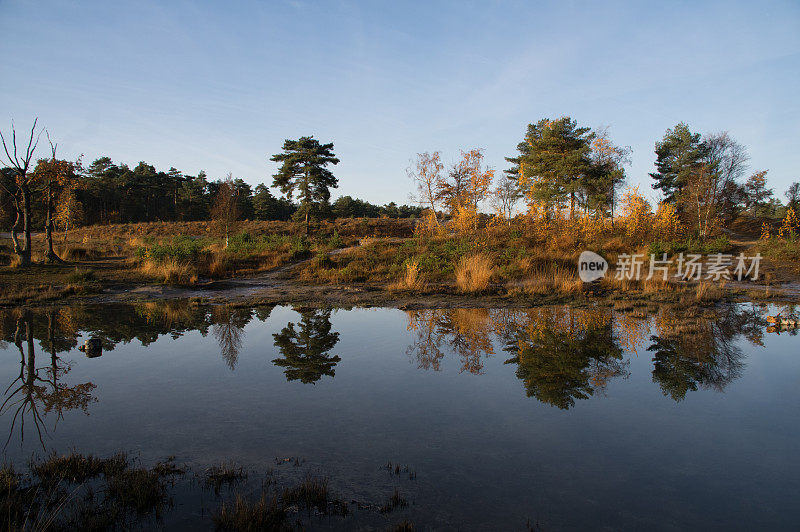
[{"left": 0, "top": 302, "right": 798, "bottom": 529}]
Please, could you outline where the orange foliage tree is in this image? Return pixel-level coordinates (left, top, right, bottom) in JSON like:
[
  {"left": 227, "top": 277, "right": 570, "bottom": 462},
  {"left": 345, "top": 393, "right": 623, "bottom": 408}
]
[{"left": 619, "top": 186, "right": 652, "bottom": 244}]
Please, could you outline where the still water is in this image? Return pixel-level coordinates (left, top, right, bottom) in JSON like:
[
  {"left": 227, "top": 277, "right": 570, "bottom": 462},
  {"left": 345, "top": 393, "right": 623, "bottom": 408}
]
[{"left": 1, "top": 302, "right": 798, "bottom": 530}]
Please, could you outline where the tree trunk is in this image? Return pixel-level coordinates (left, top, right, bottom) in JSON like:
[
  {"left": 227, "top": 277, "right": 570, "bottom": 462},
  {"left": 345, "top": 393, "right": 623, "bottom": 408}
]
[
  {"left": 44, "top": 180, "right": 62, "bottom": 263},
  {"left": 569, "top": 192, "right": 575, "bottom": 219},
  {"left": 304, "top": 168, "right": 311, "bottom": 235},
  {"left": 47, "top": 311, "right": 59, "bottom": 387},
  {"left": 19, "top": 186, "right": 32, "bottom": 266},
  {"left": 697, "top": 196, "right": 704, "bottom": 241},
  {"left": 10, "top": 197, "right": 22, "bottom": 255},
  {"left": 427, "top": 185, "right": 439, "bottom": 226},
  {"left": 610, "top": 188, "right": 615, "bottom": 230}
]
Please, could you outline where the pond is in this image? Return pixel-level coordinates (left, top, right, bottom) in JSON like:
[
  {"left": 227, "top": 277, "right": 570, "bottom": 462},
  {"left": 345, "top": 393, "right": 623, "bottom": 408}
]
[{"left": 0, "top": 302, "right": 798, "bottom": 530}]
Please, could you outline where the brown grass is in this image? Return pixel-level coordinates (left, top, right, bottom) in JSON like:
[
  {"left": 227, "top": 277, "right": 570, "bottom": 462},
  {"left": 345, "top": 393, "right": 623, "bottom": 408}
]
[
  {"left": 75, "top": 218, "right": 414, "bottom": 241},
  {"left": 281, "top": 474, "right": 330, "bottom": 511},
  {"left": 600, "top": 275, "right": 641, "bottom": 292},
  {"left": 643, "top": 277, "right": 677, "bottom": 293},
  {"left": 694, "top": 281, "right": 725, "bottom": 303},
  {"left": 55, "top": 245, "right": 103, "bottom": 261},
  {"left": 455, "top": 254, "right": 493, "bottom": 292},
  {"left": 213, "top": 494, "right": 286, "bottom": 531},
  {"left": 140, "top": 259, "right": 197, "bottom": 285},
  {"left": 390, "top": 261, "right": 426, "bottom": 291},
  {"left": 205, "top": 254, "right": 230, "bottom": 278},
  {"left": 515, "top": 264, "right": 582, "bottom": 295}
]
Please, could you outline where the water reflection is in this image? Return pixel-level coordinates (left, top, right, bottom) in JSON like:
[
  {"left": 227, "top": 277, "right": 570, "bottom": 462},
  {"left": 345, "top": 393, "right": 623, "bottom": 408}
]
[
  {"left": 501, "top": 307, "right": 627, "bottom": 409},
  {"left": 0, "top": 310, "right": 96, "bottom": 447},
  {"left": 647, "top": 305, "right": 758, "bottom": 401},
  {"left": 211, "top": 306, "right": 254, "bottom": 370},
  {"left": 0, "top": 301, "right": 790, "bottom": 448},
  {"left": 405, "top": 308, "right": 496, "bottom": 373},
  {"left": 272, "top": 308, "right": 341, "bottom": 384},
  {"left": 402, "top": 304, "right": 780, "bottom": 409}
]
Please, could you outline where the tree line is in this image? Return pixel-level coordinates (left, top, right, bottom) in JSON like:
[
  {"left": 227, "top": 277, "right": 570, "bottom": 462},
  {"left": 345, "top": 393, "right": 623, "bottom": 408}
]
[
  {"left": 3, "top": 115, "right": 797, "bottom": 267},
  {"left": 409, "top": 116, "right": 798, "bottom": 237},
  {"left": 506, "top": 117, "right": 798, "bottom": 237},
  {"left": 0, "top": 121, "right": 422, "bottom": 265}
]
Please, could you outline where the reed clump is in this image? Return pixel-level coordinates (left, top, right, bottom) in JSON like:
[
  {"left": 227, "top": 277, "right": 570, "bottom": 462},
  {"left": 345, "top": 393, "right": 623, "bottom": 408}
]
[
  {"left": 139, "top": 258, "right": 197, "bottom": 285},
  {"left": 455, "top": 253, "right": 493, "bottom": 292},
  {"left": 390, "top": 260, "right": 426, "bottom": 291},
  {"left": 515, "top": 264, "right": 582, "bottom": 295}
]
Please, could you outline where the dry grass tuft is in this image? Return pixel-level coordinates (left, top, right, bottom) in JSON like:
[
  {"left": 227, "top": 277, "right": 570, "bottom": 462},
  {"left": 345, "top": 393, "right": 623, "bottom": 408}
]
[
  {"left": 643, "top": 277, "right": 676, "bottom": 293},
  {"left": 694, "top": 281, "right": 725, "bottom": 303},
  {"left": 455, "top": 254, "right": 494, "bottom": 292},
  {"left": 390, "top": 261, "right": 426, "bottom": 291},
  {"left": 206, "top": 254, "right": 230, "bottom": 278},
  {"left": 281, "top": 474, "right": 330, "bottom": 511},
  {"left": 55, "top": 245, "right": 102, "bottom": 261},
  {"left": 213, "top": 494, "right": 286, "bottom": 531},
  {"left": 140, "top": 259, "right": 197, "bottom": 285},
  {"left": 515, "top": 264, "right": 582, "bottom": 295}
]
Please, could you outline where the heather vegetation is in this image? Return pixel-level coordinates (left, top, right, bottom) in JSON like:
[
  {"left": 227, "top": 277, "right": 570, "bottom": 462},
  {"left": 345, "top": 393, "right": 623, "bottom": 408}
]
[{"left": 1, "top": 117, "right": 798, "bottom": 305}]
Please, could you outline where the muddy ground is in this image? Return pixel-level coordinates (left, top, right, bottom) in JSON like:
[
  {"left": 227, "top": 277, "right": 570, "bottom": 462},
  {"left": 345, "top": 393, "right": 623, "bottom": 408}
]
[{"left": 83, "top": 260, "right": 798, "bottom": 310}]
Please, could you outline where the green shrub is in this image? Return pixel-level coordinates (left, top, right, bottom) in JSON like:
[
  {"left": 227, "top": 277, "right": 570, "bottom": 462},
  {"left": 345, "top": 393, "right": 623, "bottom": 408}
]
[
  {"left": 137, "top": 236, "right": 206, "bottom": 263},
  {"left": 647, "top": 235, "right": 733, "bottom": 257},
  {"left": 328, "top": 230, "right": 344, "bottom": 249},
  {"left": 66, "top": 268, "right": 96, "bottom": 284},
  {"left": 289, "top": 236, "right": 311, "bottom": 259},
  {"left": 757, "top": 237, "right": 800, "bottom": 260},
  {"left": 311, "top": 251, "right": 334, "bottom": 269},
  {"left": 226, "top": 231, "right": 253, "bottom": 252}
]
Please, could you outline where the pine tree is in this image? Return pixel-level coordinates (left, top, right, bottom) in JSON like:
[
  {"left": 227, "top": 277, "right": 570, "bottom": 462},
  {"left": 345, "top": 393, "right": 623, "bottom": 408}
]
[
  {"left": 270, "top": 136, "right": 339, "bottom": 235},
  {"left": 506, "top": 117, "right": 593, "bottom": 217},
  {"left": 272, "top": 309, "right": 341, "bottom": 384},
  {"left": 650, "top": 123, "right": 706, "bottom": 202}
]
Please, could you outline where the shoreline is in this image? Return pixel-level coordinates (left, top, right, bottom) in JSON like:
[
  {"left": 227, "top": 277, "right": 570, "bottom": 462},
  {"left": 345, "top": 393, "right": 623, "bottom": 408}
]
[{"left": 5, "top": 272, "right": 798, "bottom": 310}]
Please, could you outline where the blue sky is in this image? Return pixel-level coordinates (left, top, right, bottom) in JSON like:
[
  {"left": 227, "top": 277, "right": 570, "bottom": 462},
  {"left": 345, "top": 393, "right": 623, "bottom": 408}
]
[{"left": 1, "top": 0, "right": 798, "bottom": 206}]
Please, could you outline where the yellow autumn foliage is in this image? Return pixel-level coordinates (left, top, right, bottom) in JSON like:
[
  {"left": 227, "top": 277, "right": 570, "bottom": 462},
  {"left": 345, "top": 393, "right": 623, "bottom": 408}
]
[
  {"left": 619, "top": 186, "right": 652, "bottom": 244},
  {"left": 778, "top": 207, "right": 798, "bottom": 240},
  {"left": 653, "top": 202, "right": 682, "bottom": 241}
]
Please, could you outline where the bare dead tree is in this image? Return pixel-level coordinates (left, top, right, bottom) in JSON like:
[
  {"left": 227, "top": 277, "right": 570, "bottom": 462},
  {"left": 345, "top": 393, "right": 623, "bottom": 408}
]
[
  {"left": 41, "top": 131, "right": 64, "bottom": 263},
  {"left": 0, "top": 119, "right": 43, "bottom": 266},
  {"left": 1, "top": 312, "right": 46, "bottom": 448},
  {"left": 407, "top": 151, "right": 444, "bottom": 226},
  {"left": 680, "top": 132, "right": 749, "bottom": 239},
  {"left": 490, "top": 175, "right": 521, "bottom": 225}
]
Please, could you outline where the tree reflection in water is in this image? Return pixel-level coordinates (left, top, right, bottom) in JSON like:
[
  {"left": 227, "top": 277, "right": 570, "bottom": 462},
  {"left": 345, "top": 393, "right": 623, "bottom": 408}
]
[
  {"left": 0, "top": 310, "right": 95, "bottom": 448},
  {"left": 403, "top": 304, "right": 769, "bottom": 408},
  {"left": 405, "top": 309, "right": 496, "bottom": 373},
  {"left": 503, "top": 307, "right": 628, "bottom": 409},
  {"left": 0, "top": 300, "right": 777, "bottom": 447},
  {"left": 647, "top": 304, "right": 759, "bottom": 401},
  {"left": 211, "top": 306, "right": 249, "bottom": 370},
  {"left": 272, "top": 308, "right": 340, "bottom": 384}
]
